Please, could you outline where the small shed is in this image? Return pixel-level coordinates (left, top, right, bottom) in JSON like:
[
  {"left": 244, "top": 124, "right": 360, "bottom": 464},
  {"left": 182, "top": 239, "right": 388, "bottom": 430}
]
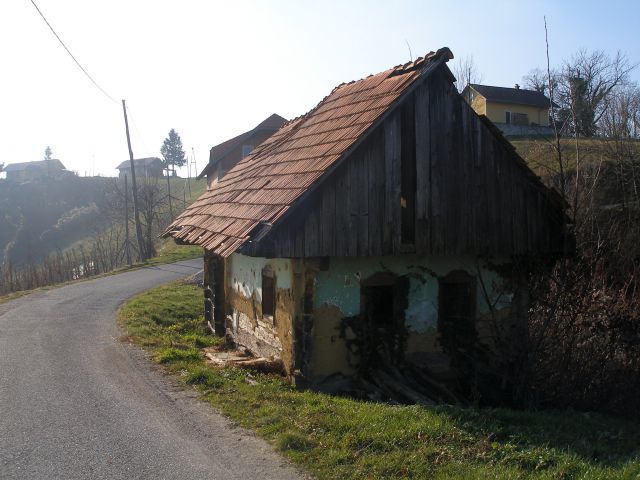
[
  {"left": 164, "top": 48, "right": 568, "bottom": 387},
  {"left": 116, "top": 157, "right": 164, "bottom": 178}
]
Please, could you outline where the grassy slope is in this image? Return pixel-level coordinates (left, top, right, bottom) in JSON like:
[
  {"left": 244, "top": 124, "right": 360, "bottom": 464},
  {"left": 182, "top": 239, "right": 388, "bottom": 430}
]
[
  {"left": 63, "top": 177, "right": 208, "bottom": 254},
  {"left": 119, "top": 281, "right": 640, "bottom": 480},
  {"left": 510, "top": 137, "right": 639, "bottom": 176}
]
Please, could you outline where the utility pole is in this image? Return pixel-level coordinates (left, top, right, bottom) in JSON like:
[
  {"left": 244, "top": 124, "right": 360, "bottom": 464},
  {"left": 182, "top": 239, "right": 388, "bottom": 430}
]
[
  {"left": 124, "top": 174, "right": 132, "bottom": 266},
  {"left": 122, "top": 100, "right": 147, "bottom": 261},
  {"left": 166, "top": 164, "right": 174, "bottom": 221},
  {"left": 189, "top": 147, "right": 196, "bottom": 197},
  {"left": 186, "top": 148, "right": 192, "bottom": 198}
]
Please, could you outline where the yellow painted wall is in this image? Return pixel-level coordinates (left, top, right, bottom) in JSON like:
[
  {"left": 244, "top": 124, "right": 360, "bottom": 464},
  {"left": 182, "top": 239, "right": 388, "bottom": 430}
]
[
  {"left": 484, "top": 102, "right": 549, "bottom": 127},
  {"left": 470, "top": 95, "right": 486, "bottom": 116}
]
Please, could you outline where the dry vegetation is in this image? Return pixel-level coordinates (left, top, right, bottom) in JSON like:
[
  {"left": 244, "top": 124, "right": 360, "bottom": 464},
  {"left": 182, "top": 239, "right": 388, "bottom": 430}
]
[{"left": 0, "top": 176, "right": 206, "bottom": 296}]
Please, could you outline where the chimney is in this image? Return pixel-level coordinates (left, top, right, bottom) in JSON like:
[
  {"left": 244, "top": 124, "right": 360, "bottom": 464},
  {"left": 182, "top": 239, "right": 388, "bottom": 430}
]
[{"left": 514, "top": 83, "right": 520, "bottom": 89}]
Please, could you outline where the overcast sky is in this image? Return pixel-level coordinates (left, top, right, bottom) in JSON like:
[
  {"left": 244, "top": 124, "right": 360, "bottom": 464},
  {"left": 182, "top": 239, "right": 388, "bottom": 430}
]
[{"left": 2, "top": 0, "right": 639, "bottom": 177}]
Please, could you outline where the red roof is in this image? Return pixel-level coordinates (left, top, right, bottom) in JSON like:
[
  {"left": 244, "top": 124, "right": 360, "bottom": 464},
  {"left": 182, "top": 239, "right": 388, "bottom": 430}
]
[
  {"left": 166, "top": 48, "right": 453, "bottom": 256},
  {"left": 198, "top": 114, "right": 287, "bottom": 179}
]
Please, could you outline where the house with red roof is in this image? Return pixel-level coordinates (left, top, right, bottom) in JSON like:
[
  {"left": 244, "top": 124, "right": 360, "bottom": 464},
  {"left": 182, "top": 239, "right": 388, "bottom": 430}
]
[
  {"left": 198, "top": 114, "right": 287, "bottom": 188},
  {"left": 164, "top": 48, "right": 569, "bottom": 394}
]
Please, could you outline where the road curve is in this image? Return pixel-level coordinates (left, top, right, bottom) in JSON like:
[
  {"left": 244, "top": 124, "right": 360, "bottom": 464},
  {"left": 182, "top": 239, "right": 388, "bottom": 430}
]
[{"left": 0, "top": 260, "right": 302, "bottom": 480}]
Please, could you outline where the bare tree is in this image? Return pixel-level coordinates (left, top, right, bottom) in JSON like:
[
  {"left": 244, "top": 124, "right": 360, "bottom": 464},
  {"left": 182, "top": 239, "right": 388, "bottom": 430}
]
[
  {"left": 137, "top": 177, "right": 170, "bottom": 259},
  {"left": 556, "top": 50, "right": 635, "bottom": 137},
  {"left": 523, "top": 67, "right": 558, "bottom": 95},
  {"left": 452, "top": 54, "right": 483, "bottom": 95}
]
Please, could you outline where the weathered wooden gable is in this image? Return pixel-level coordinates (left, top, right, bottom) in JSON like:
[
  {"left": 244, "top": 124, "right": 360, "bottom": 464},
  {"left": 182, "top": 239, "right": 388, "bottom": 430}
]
[{"left": 250, "top": 67, "right": 567, "bottom": 258}]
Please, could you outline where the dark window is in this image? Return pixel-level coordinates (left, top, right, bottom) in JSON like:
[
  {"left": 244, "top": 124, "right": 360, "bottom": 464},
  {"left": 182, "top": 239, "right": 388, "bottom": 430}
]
[
  {"left": 262, "top": 266, "right": 276, "bottom": 320},
  {"left": 303, "top": 277, "right": 314, "bottom": 315},
  {"left": 400, "top": 98, "right": 416, "bottom": 244},
  {"left": 241, "top": 145, "right": 254, "bottom": 158},
  {"left": 512, "top": 112, "right": 529, "bottom": 126},
  {"left": 505, "top": 111, "right": 512, "bottom": 124},
  {"left": 360, "top": 271, "right": 407, "bottom": 366},
  {"left": 438, "top": 271, "right": 477, "bottom": 355},
  {"left": 363, "top": 285, "right": 394, "bottom": 327}
]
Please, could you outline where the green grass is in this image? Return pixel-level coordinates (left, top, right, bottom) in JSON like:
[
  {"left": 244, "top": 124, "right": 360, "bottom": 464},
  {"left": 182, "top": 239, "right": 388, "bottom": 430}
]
[
  {"left": 510, "top": 137, "right": 640, "bottom": 177},
  {"left": 146, "top": 239, "right": 203, "bottom": 266},
  {"left": 119, "top": 281, "right": 640, "bottom": 480}
]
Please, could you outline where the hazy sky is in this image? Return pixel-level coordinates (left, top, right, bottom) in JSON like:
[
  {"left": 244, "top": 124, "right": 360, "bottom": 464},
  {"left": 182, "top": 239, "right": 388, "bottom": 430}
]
[{"left": 2, "top": 0, "right": 639, "bottom": 177}]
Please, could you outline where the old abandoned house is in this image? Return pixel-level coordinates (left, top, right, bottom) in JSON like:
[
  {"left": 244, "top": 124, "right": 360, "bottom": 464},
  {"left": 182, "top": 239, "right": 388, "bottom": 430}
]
[
  {"left": 164, "top": 48, "right": 568, "bottom": 389},
  {"left": 198, "top": 113, "right": 287, "bottom": 188}
]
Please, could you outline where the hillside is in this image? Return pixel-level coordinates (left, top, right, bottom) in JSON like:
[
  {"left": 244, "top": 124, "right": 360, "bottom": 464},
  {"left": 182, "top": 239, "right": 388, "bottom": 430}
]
[
  {"left": 0, "top": 175, "right": 206, "bottom": 267},
  {"left": 510, "top": 136, "right": 640, "bottom": 208}
]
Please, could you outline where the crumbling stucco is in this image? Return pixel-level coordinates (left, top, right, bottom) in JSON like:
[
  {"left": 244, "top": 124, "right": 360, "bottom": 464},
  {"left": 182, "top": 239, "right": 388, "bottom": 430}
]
[
  {"left": 226, "top": 254, "right": 296, "bottom": 375},
  {"left": 308, "top": 255, "right": 514, "bottom": 379},
  {"left": 309, "top": 304, "right": 356, "bottom": 380},
  {"left": 223, "top": 252, "right": 517, "bottom": 385}
]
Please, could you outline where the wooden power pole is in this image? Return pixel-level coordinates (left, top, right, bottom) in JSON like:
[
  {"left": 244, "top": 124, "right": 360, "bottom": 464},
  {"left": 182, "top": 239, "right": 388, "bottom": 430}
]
[
  {"left": 122, "top": 100, "right": 147, "bottom": 261},
  {"left": 124, "top": 174, "right": 132, "bottom": 265},
  {"left": 166, "top": 165, "right": 173, "bottom": 221}
]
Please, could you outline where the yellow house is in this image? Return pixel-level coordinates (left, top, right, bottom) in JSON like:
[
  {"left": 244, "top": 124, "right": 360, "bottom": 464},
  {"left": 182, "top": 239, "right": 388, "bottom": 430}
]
[{"left": 462, "top": 84, "right": 554, "bottom": 133}]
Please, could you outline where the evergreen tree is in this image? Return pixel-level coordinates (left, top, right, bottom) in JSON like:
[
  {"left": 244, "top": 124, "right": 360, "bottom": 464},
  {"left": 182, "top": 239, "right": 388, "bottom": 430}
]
[
  {"left": 160, "top": 129, "right": 186, "bottom": 175},
  {"left": 44, "top": 146, "right": 52, "bottom": 160}
]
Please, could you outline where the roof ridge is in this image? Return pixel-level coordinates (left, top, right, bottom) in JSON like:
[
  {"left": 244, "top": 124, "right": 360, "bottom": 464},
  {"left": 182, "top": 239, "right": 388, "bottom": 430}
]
[{"left": 267, "top": 47, "right": 453, "bottom": 159}]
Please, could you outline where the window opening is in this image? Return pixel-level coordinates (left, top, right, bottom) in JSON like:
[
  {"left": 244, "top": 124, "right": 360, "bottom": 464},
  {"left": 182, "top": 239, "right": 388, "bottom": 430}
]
[
  {"left": 512, "top": 112, "right": 529, "bottom": 126},
  {"left": 438, "top": 271, "right": 477, "bottom": 361},
  {"left": 262, "top": 265, "right": 276, "bottom": 321},
  {"left": 359, "top": 271, "right": 407, "bottom": 368}
]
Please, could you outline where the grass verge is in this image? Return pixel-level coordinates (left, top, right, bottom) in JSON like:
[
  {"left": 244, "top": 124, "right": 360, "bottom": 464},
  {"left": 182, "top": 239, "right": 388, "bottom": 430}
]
[
  {"left": 147, "top": 241, "right": 202, "bottom": 266},
  {"left": 119, "top": 281, "right": 640, "bottom": 480}
]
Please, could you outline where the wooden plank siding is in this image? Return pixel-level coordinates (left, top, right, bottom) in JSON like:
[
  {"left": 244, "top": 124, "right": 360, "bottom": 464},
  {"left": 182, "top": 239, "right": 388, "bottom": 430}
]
[{"left": 256, "top": 70, "right": 566, "bottom": 259}]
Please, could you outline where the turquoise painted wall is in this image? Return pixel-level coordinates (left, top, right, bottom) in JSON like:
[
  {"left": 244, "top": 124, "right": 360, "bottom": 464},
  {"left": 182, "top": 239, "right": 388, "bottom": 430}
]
[{"left": 313, "top": 255, "right": 511, "bottom": 333}]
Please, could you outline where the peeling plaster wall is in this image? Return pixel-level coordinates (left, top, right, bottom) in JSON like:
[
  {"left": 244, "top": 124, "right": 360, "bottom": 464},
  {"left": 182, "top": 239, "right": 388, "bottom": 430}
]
[
  {"left": 226, "top": 253, "right": 296, "bottom": 374},
  {"left": 310, "top": 255, "right": 512, "bottom": 381}
]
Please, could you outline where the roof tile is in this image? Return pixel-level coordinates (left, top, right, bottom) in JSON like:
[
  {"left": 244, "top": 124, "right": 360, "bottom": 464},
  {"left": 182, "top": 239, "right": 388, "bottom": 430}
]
[{"left": 164, "top": 48, "right": 454, "bottom": 255}]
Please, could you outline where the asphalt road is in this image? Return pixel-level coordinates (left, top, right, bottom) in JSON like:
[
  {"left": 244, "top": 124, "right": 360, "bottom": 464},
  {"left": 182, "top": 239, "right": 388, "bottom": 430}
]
[{"left": 0, "top": 260, "right": 302, "bottom": 480}]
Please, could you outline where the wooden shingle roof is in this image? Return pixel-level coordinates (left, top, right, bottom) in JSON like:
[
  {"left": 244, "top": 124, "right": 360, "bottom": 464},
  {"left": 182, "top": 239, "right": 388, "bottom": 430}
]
[{"left": 164, "top": 48, "right": 454, "bottom": 256}]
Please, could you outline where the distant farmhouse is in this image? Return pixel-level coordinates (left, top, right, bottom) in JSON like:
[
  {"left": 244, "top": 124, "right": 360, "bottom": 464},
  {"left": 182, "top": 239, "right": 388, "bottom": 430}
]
[
  {"left": 3, "top": 159, "right": 69, "bottom": 182},
  {"left": 116, "top": 157, "right": 164, "bottom": 178},
  {"left": 462, "top": 83, "right": 556, "bottom": 136},
  {"left": 198, "top": 114, "right": 287, "bottom": 188}
]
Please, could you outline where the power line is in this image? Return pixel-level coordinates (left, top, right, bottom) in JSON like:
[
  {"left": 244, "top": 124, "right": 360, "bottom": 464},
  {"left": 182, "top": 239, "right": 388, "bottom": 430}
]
[
  {"left": 29, "top": 0, "right": 118, "bottom": 104},
  {"left": 125, "top": 104, "right": 153, "bottom": 155}
]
